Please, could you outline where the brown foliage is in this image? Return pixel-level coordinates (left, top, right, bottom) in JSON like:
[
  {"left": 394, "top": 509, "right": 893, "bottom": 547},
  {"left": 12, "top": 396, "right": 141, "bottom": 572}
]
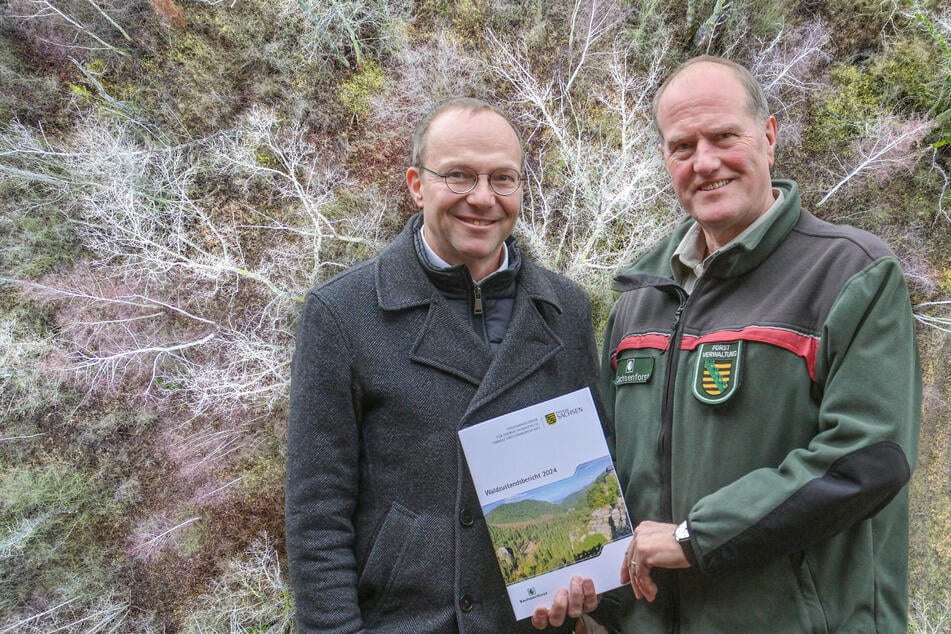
[{"left": 150, "top": 0, "right": 186, "bottom": 29}]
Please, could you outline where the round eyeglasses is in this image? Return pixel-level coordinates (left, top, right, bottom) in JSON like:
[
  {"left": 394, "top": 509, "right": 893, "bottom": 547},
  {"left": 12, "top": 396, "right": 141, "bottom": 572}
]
[{"left": 419, "top": 166, "right": 523, "bottom": 196}]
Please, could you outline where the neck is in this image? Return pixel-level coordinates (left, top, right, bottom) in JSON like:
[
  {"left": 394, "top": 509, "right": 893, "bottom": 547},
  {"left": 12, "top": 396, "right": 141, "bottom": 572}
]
[
  {"left": 700, "top": 228, "right": 734, "bottom": 258},
  {"left": 466, "top": 249, "right": 505, "bottom": 283}
]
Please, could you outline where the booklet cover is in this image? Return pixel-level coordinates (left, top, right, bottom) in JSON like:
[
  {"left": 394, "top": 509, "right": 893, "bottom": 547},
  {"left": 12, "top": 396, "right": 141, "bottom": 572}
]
[{"left": 458, "top": 387, "right": 632, "bottom": 620}]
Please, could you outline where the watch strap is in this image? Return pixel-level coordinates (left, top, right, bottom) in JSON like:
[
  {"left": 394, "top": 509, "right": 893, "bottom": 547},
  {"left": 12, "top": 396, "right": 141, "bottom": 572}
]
[{"left": 675, "top": 521, "right": 700, "bottom": 569}]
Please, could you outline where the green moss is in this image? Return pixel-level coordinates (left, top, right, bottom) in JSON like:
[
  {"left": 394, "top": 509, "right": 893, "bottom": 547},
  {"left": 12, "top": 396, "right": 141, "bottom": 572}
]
[
  {"left": 0, "top": 178, "right": 83, "bottom": 277},
  {"left": 874, "top": 36, "right": 944, "bottom": 115},
  {"left": 809, "top": 34, "right": 943, "bottom": 149},
  {"left": 138, "top": 29, "right": 237, "bottom": 133},
  {"left": 13, "top": 215, "right": 82, "bottom": 277},
  {"left": 812, "top": 64, "right": 881, "bottom": 142},
  {"left": 125, "top": 1, "right": 339, "bottom": 135},
  {"left": 338, "top": 60, "right": 386, "bottom": 120},
  {"left": 1, "top": 464, "right": 89, "bottom": 517},
  {"left": 937, "top": 268, "right": 951, "bottom": 296},
  {"left": 173, "top": 516, "right": 209, "bottom": 559},
  {"left": 240, "top": 437, "right": 285, "bottom": 500},
  {"left": 0, "top": 461, "right": 125, "bottom": 608}
]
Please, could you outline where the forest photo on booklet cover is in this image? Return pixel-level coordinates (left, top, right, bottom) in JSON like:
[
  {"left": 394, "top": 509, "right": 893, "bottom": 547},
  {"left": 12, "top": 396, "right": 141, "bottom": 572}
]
[{"left": 485, "top": 456, "right": 632, "bottom": 585}]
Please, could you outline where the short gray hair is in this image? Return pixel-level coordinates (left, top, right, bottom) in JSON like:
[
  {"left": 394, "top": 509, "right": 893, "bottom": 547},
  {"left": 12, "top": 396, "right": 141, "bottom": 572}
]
[{"left": 652, "top": 55, "right": 770, "bottom": 138}]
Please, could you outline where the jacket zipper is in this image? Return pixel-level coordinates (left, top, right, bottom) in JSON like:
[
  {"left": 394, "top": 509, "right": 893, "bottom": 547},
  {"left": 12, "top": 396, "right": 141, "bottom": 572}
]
[
  {"left": 472, "top": 285, "right": 484, "bottom": 315},
  {"left": 661, "top": 288, "right": 689, "bottom": 522},
  {"left": 661, "top": 286, "right": 689, "bottom": 634}
]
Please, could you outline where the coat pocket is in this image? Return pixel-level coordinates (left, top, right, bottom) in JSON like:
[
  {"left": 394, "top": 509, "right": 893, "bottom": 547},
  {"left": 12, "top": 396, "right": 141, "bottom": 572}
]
[
  {"left": 358, "top": 502, "right": 426, "bottom": 626},
  {"left": 791, "top": 552, "right": 830, "bottom": 634}
]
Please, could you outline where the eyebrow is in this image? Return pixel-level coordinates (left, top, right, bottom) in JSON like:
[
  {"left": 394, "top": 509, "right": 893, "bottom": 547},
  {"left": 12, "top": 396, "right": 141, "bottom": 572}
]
[
  {"left": 663, "top": 134, "right": 690, "bottom": 148},
  {"left": 708, "top": 124, "right": 741, "bottom": 136},
  {"left": 664, "top": 124, "right": 741, "bottom": 148},
  {"left": 431, "top": 161, "right": 522, "bottom": 172}
]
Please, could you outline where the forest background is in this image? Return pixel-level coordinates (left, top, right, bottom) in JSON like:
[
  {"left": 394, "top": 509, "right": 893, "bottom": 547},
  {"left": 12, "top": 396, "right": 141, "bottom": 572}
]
[{"left": 0, "top": 0, "right": 949, "bottom": 631}]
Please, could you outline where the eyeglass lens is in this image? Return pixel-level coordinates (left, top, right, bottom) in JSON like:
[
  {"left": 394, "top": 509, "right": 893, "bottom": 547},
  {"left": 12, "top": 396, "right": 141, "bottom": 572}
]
[{"left": 444, "top": 167, "right": 520, "bottom": 195}]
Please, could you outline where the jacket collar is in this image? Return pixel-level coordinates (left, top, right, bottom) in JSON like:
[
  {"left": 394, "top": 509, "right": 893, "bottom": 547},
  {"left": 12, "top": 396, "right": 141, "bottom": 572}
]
[
  {"left": 415, "top": 226, "right": 521, "bottom": 300},
  {"left": 376, "top": 213, "right": 441, "bottom": 311},
  {"left": 613, "top": 179, "right": 800, "bottom": 291},
  {"left": 706, "top": 179, "right": 800, "bottom": 278}
]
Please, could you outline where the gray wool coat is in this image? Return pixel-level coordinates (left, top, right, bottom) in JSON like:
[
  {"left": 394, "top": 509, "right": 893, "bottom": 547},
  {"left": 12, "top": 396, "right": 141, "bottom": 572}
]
[{"left": 285, "top": 213, "right": 602, "bottom": 633}]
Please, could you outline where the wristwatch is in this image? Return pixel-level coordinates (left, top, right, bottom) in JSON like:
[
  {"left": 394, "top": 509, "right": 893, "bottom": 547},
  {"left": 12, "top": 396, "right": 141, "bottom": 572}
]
[
  {"left": 673, "top": 520, "right": 699, "bottom": 567},
  {"left": 673, "top": 520, "right": 690, "bottom": 543}
]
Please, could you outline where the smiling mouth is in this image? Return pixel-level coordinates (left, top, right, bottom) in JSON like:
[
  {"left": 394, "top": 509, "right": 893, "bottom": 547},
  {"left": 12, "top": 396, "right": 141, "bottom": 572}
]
[
  {"left": 459, "top": 216, "right": 495, "bottom": 227},
  {"left": 699, "top": 179, "right": 731, "bottom": 191}
]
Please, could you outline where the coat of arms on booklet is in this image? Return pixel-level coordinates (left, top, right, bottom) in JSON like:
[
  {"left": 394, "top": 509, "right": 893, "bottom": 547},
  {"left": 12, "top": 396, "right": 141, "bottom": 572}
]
[{"left": 458, "top": 387, "right": 632, "bottom": 620}]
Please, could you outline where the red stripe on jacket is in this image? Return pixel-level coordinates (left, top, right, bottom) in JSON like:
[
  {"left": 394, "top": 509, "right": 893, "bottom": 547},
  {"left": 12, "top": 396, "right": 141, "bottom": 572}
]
[{"left": 612, "top": 327, "right": 819, "bottom": 380}]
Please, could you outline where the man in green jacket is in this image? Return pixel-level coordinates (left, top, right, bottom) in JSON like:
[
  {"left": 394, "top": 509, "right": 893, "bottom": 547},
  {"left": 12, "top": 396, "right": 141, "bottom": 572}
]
[{"left": 599, "top": 56, "right": 921, "bottom": 632}]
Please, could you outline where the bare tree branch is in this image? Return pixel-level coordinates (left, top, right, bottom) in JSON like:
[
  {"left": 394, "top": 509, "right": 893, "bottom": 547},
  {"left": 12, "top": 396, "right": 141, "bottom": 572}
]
[
  {"left": 0, "top": 109, "right": 385, "bottom": 414},
  {"left": 818, "top": 116, "right": 931, "bottom": 207}
]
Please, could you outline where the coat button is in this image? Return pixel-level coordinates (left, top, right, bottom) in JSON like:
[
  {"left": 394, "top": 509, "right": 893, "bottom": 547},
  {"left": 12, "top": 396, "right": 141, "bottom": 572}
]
[
  {"left": 460, "top": 508, "right": 474, "bottom": 526},
  {"left": 460, "top": 594, "right": 474, "bottom": 612}
]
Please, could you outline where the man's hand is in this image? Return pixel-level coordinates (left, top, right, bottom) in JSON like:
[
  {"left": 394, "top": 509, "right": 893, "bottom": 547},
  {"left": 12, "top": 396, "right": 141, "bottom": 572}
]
[
  {"left": 621, "top": 521, "right": 691, "bottom": 602},
  {"left": 530, "top": 575, "right": 598, "bottom": 630}
]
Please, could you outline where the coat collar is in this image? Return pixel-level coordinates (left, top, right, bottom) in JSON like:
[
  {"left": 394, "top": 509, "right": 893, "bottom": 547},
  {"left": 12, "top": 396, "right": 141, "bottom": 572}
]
[
  {"left": 376, "top": 213, "right": 563, "bottom": 314},
  {"left": 375, "top": 213, "right": 566, "bottom": 408},
  {"left": 375, "top": 213, "right": 443, "bottom": 311}
]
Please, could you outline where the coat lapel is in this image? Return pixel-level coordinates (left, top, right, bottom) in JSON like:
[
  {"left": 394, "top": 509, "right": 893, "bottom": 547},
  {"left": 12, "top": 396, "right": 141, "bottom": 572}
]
[
  {"left": 411, "top": 300, "right": 491, "bottom": 386},
  {"left": 376, "top": 213, "right": 491, "bottom": 386},
  {"left": 464, "top": 262, "right": 564, "bottom": 419},
  {"left": 376, "top": 214, "right": 565, "bottom": 404}
]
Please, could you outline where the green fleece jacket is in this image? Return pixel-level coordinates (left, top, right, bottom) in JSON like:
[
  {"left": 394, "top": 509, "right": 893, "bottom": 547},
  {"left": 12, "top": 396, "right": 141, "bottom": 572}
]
[{"left": 600, "top": 180, "right": 921, "bottom": 633}]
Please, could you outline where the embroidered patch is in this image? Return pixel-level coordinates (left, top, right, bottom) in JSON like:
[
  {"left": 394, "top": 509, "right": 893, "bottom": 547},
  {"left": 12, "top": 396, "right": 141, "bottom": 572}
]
[
  {"left": 614, "top": 356, "right": 654, "bottom": 385},
  {"left": 693, "top": 341, "right": 743, "bottom": 404}
]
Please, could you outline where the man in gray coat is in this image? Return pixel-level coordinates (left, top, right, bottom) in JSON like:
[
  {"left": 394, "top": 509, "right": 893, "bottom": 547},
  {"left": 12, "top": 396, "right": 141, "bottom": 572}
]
[{"left": 285, "top": 98, "right": 601, "bottom": 632}]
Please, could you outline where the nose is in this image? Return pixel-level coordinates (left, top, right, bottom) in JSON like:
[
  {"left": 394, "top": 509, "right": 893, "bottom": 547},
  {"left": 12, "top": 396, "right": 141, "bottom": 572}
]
[
  {"left": 466, "top": 174, "right": 496, "bottom": 206},
  {"left": 693, "top": 139, "right": 721, "bottom": 174}
]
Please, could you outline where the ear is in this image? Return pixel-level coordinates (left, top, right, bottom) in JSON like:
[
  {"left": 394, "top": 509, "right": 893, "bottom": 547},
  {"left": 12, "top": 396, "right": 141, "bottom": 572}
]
[
  {"left": 764, "top": 116, "right": 778, "bottom": 168},
  {"left": 406, "top": 166, "right": 424, "bottom": 208}
]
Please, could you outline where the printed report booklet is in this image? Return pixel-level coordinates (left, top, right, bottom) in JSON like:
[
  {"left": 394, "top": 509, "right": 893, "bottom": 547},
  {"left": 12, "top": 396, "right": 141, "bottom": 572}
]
[{"left": 458, "top": 387, "right": 632, "bottom": 620}]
